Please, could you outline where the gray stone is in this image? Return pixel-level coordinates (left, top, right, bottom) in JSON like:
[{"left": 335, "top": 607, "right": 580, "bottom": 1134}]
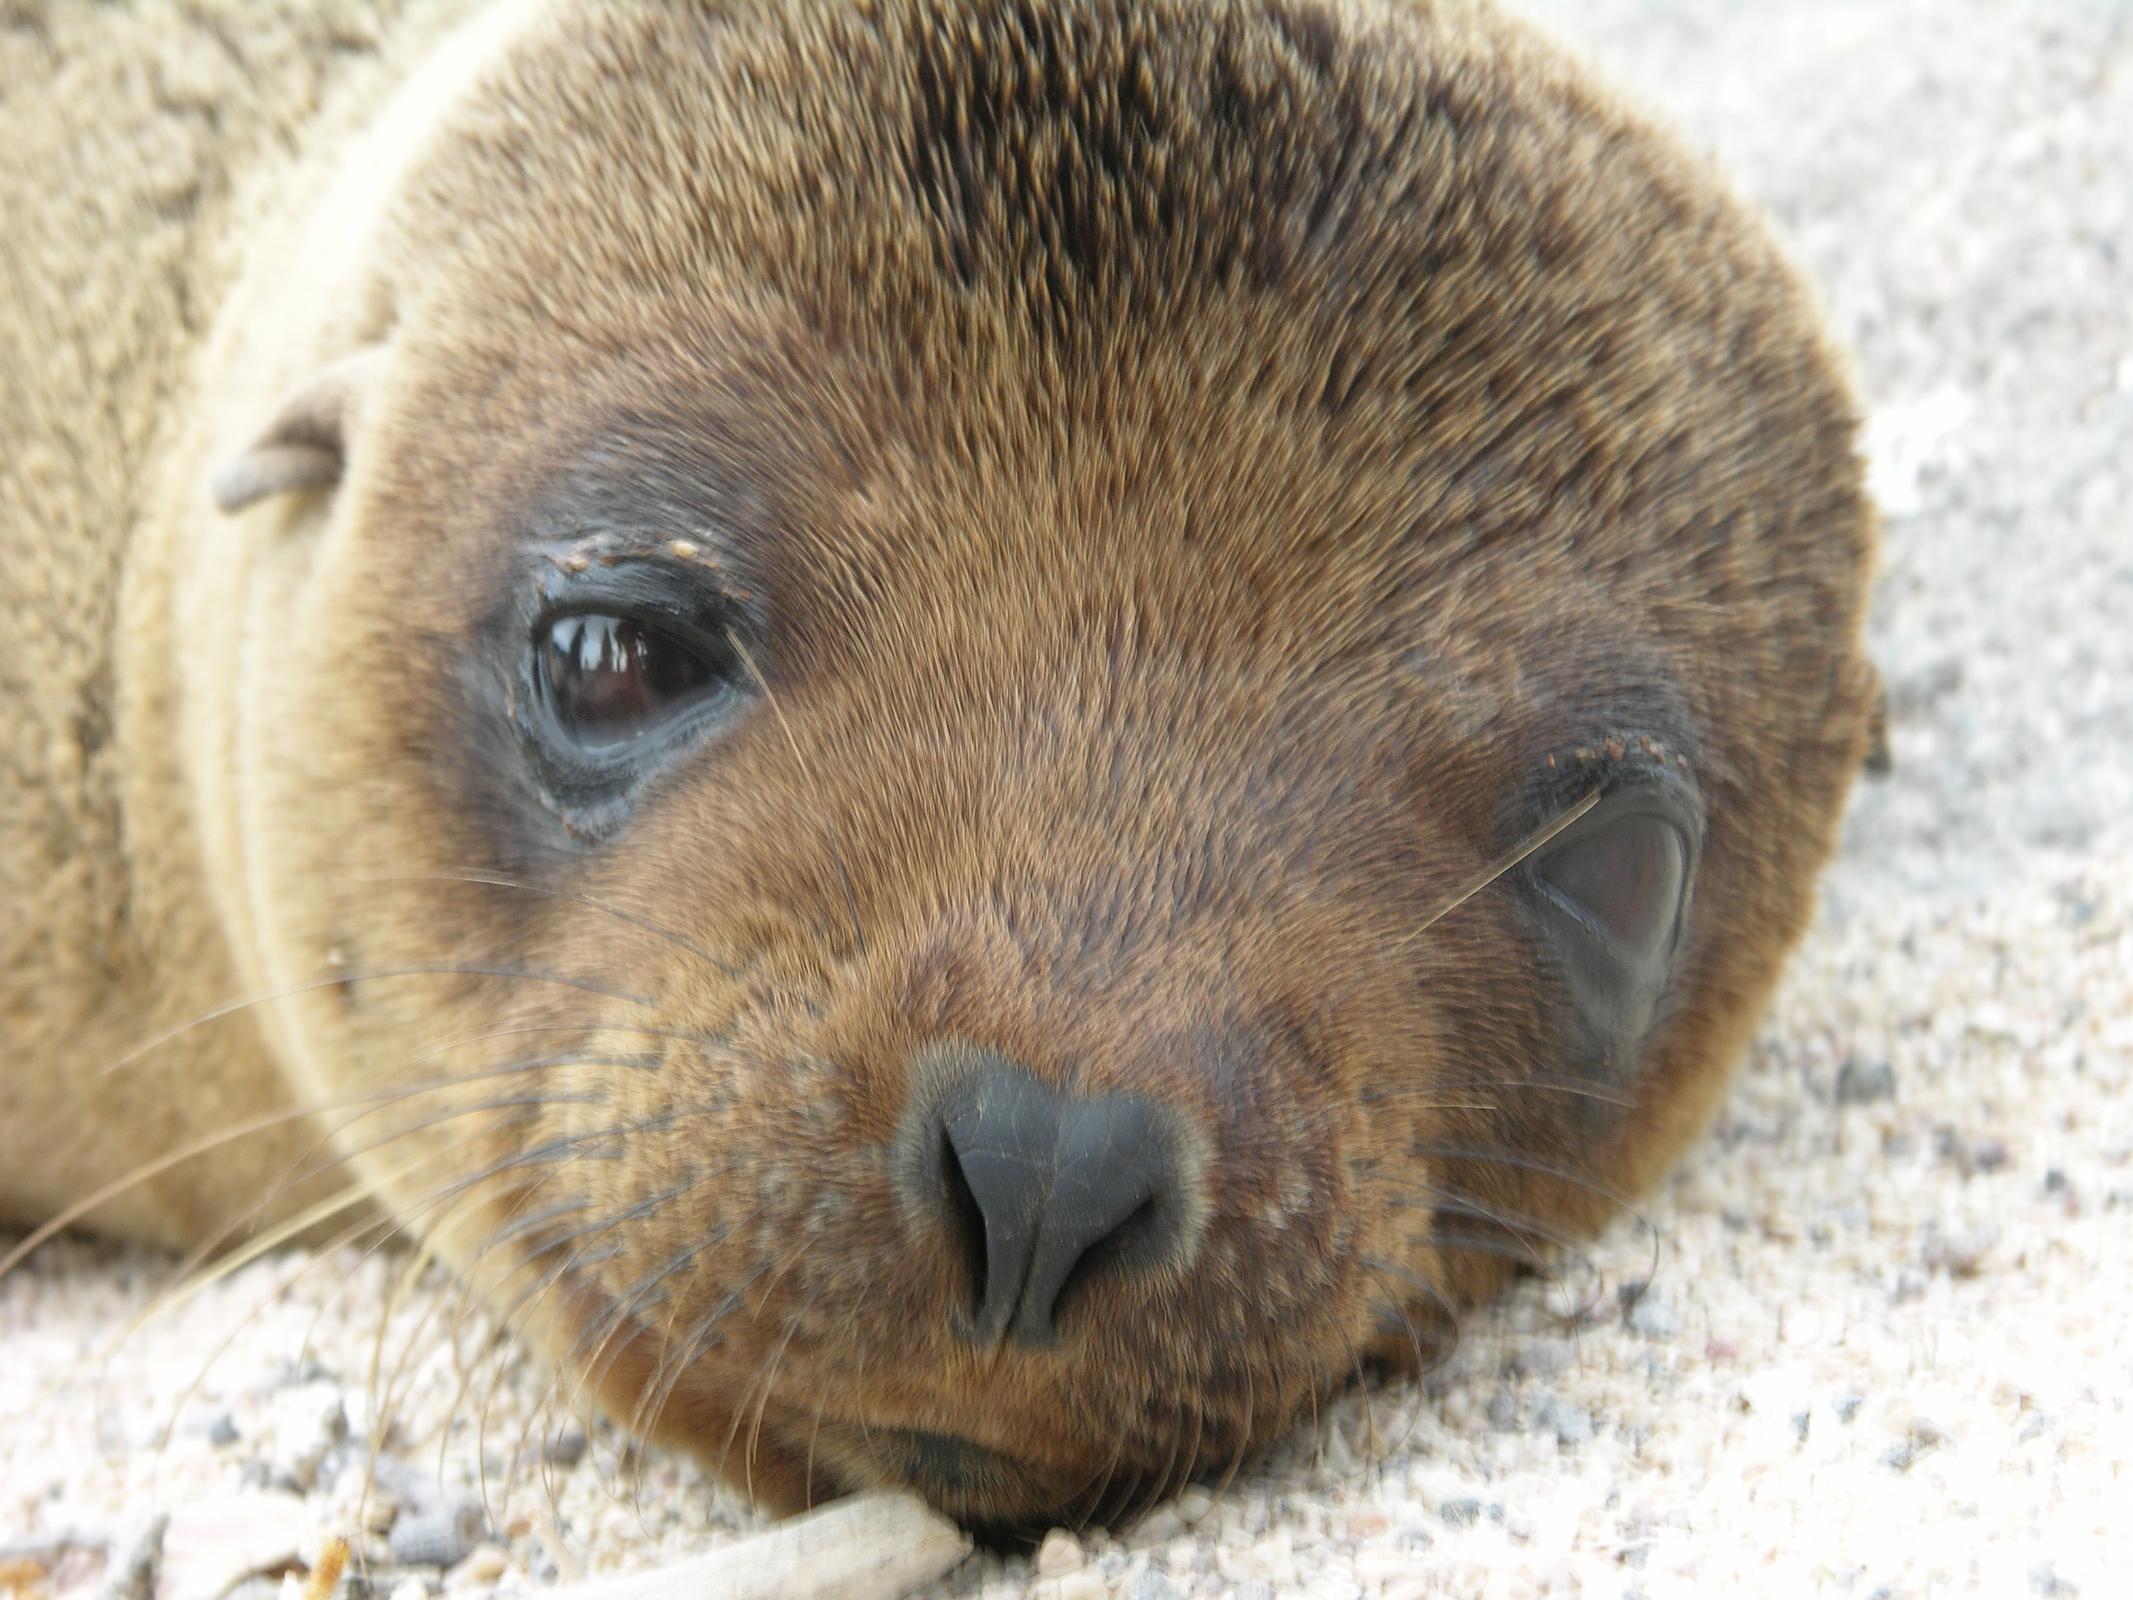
[
  {"left": 1627, "top": 1294, "right": 1681, "bottom": 1340},
  {"left": 1836, "top": 1059, "right": 1898, "bottom": 1106},
  {"left": 387, "top": 1502, "right": 485, "bottom": 1570},
  {"left": 1486, "top": 1390, "right": 1519, "bottom": 1431},
  {"left": 1536, "top": 1397, "right": 1595, "bottom": 1446}
]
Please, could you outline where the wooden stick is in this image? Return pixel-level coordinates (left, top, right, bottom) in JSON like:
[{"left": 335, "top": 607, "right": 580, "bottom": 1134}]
[{"left": 549, "top": 1494, "right": 971, "bottom": 1600}]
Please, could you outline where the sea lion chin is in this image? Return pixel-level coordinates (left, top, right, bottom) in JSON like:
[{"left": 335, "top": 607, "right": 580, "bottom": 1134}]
[{"left": 0, "top": 0, "right": 1879, "bottom": 1531}]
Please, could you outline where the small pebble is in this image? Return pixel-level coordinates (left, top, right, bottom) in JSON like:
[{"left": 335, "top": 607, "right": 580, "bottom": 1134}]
[
  {"left": 388, "top": 1503, "right": 484, "bottom": 1571},
  {"left": 1505, "top": 1338, "right": 1575, "bottom": 1378},
  {"left": 1627, "top": 1294, "right": 1682, "bottom": 1340},
  {"left": 1922, "top": 1224, "right": 1999, "bottom": 1277},
  {"left": 1173, "top": 1488, "right": 1213, "bottom": 1524},
  {"left": 542, "top": 1428, "right": 589, "bottom": 1468},
  {"left": 1965, "top": 1137, "right": 2011, "bottom": 1175},
  {"left": 1536, "top": 1397, "right": 1595, "bottom": 1446},
  {"left": 1438, "top": 1499, "right": 1483, "bottom": 1528},
  {"left": 206, "top": 1414, "right": 241, "bottom": 1449},
  {"left": 264, "top": 1387, "right": 349, "bottom": 1492},
  {"left": 1034, "top": 1529, "right": 1085, "bottom": 1578},
  {"left": 2029, "top": 1562, "right": 2079, "bottom": 1596},
  {"left": 1835, "top": 1059, "right": 1898, "bottom": 1106},
  {"left": 1132, "top": 1507, "right": 1186, "bottom": 1544},
  {"left": 444, "top": 1546, "right": 508, "bottom": 1588}
]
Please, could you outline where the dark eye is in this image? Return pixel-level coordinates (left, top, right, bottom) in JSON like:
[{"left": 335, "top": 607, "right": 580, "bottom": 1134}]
[
  {"left": 1534, "top": 811, "right": 1688, "bottom": 968},
  {"left": 1525, "top": 782, "right": 1699, "bottom": 1050},
  {"left": 535, "top": 612, "right": 730, "bottom": 749}
]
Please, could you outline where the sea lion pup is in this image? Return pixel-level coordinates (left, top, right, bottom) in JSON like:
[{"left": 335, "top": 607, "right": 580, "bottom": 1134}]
[{"left": 0, "top": 0, "right": 1880, "bottom": 1533}]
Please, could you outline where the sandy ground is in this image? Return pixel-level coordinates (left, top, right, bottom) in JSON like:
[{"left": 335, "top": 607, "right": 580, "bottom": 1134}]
[{"left": 4, "top": 3, "right": 2129, "bottom": 1597}]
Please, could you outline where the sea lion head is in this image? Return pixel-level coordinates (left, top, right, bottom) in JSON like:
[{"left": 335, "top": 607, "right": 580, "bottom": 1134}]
[{"left": 209, "top": 0, "right": 1877, "bottom": 1529}]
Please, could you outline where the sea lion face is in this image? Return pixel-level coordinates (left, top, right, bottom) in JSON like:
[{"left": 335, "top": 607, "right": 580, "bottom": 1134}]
[{"left": 230, "top": 0, "right": 1875, "bottom": 1527}]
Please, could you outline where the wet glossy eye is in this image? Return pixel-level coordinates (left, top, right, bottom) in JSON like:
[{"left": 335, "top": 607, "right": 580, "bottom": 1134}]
[
  {"left": 535, "top": 612, "right": 730, "bottom": 749},
  {"left": 1535, "top": 812, "right": 1688, "bottom": 968}
]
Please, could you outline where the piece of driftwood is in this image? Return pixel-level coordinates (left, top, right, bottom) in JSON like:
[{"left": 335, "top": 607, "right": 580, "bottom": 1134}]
[{"left": 549, "top": 1493, "right": 971, "bottom": 1600}]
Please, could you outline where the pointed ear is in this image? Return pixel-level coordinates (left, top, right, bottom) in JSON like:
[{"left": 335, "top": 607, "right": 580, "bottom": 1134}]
[{"left": 211, "top": 345, "right": 387, "bottom": 515}]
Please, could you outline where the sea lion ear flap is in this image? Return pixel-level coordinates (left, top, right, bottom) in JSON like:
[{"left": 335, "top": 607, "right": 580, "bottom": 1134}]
[{"left": 211, "top": 345, "right": 387, "bottom": 515}]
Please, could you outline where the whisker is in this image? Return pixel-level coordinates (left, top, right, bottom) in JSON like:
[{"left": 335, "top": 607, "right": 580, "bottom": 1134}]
[
  {"left": 1363, "top": 1072, "right": 1633, "bottom": 1110},
  {"left": 101, "top": 964, "right": 648, "bottom": 1092},
  {"left": 488, "top": 1237, "right": 627, "bottom": 1527},
  {"left": 560, "top": 1230, "right": 708, "bottom": 1421},
  {"left": 707, "top": 1238, "right": 817, "bottom": 1496},
  {"left": 1, "top": 1021, "right": 705, "bottom": 1287},
  {"left": 468, "top": 1233, "right": 630, "bottom": 1529},
  {"left": 286, "top": 1114, "right": 709, "bottom": 1512},
  {"left": 419, "top": 1195, "right": 596, "bottom": 1498},
  {"left": 101, "top": 963, "right": 655, "bottom": 1080},
  {"left": 1062, "top": 1402, "right": 1134, "bottom": 1534},
  {"left": 117, "top": 1117, "right": 633, "bottom": 1511},
  {"left": 1151, "top": 1390, "right": 1201, "bottom": 1529},
  {"left": 481, "top": 1238, "right": 629, "bottom": 1527},
  {"left": 1410, "top": 1189, "right": 1597, "bottom": 1272},
  {"left": 511, "top": 1186, "right": 772, "bottom": 1518},
  {"left": 70, "top": 1176, "right": 379, "bottom": 1451},
  {"left": 743, "top": 1293, "right": 822, "bottom": 1507},
  {"left": 1308, "top": 1294, "right": 1376, "bottom": 1489},
  {"left": 1404, "top": 1143, "right": 1662, "bottom": 1283},
  {"left": 139, "top": 1060, "right": 633, "bottom": 1320},
  {"left": 622, "top": 1252, "right": 722, "bottom": 1532},
  {"left": 1204, "top": 1344, "right": 1259, "bottom": 1509},
  {"left": 1356, "top": 1259, "right": 1440, "bottom": 1468},
  {"left": 137, "top": 1200, "right": 422, "bottom": 1494},
  {"left": 348, "top": 871, "right": 743, "bottom": 981},
  {"left": 794, "top": 1286, "right": 881, "bottom": 1516},
  {"left": 103, "top": 1176, "right": 385, "bottom": 1361},
  {"left": 1391, "top": 787, "right": 1599, "bottom": 953}
]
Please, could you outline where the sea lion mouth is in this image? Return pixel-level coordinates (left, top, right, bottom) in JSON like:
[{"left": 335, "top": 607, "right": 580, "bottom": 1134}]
[
  {"left": 863, "top": 1427, "right": 1041, "bottom": 1501},
  {"left": 789, "top": 1420, "right": 1101, "bottom": 1531}
]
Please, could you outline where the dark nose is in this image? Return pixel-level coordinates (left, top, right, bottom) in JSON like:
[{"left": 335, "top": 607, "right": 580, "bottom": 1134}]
[{"left": 909, "top": 1051, "right": 1187, "bottom": 1347}]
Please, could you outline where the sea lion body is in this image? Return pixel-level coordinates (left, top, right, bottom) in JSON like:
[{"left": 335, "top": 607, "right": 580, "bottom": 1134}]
[{"left": 1, "top": 0, "right": 1879, "bottom": 1529}]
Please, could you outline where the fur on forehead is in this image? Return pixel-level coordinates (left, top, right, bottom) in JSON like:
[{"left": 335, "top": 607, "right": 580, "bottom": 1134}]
[{"left": 379, "top": 0, "right": 1769, "bottom": 427}]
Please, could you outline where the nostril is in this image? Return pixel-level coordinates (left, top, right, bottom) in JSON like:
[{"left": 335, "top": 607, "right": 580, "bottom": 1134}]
[
  {"left": 1046, "top": 1190, "right": 1159, "bottom": 1326},
  {"left": 898, "top": 1047, "right": 1199, "bottom": 1349},
  {"left": 936, "top": 1123, "right": 989, "bottom": 1322}
]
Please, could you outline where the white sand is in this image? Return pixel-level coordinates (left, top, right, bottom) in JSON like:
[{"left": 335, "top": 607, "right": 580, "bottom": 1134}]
[{"left": 5, "top": 3, "right": 2128, "bottom": 1596}]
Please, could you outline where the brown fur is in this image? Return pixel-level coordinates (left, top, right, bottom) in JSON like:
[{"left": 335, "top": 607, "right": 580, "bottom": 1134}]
[{"left": 0, "top": 0, "right": 1879, "bottom": 1529}]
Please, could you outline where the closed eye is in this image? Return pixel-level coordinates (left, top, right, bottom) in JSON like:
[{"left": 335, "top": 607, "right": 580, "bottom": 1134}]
[
  {"left": 1520, "top": 763, "right": 1702, "bottom": 1051},
  {"left": 1533, "top": 809, "right": 1689, "bottom": 970}
]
